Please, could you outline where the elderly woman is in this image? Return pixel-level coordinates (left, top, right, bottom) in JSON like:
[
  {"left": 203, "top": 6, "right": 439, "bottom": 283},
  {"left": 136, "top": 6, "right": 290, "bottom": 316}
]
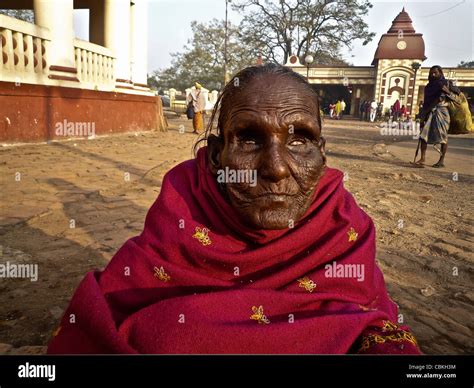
[{"left": 48, "top": 64, "right": 420, "bottom": 354}]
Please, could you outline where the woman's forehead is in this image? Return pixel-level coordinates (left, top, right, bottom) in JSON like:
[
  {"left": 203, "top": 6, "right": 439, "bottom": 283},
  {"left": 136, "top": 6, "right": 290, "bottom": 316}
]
[
  {"left": 238, "top": 74, "right": 314, "bottom": 95},
  {"left": 226, "top": 76, "right": 318, "bottom": 113},
  {"left": 227, "top": 108, "right": 319, "bottom": 129}
]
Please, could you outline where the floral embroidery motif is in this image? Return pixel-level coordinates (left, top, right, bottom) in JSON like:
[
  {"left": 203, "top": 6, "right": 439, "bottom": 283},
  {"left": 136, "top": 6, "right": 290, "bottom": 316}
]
[
  {"left": 348, "top": 227, "right": 358, "bottom": 242},
  {"left": 297, "top": 277, "right": 317, "bottom": 293},
  {"left": 358, "top": 331, "right": 418, "bottom": 352},
  {"left": 250, "top": 305, "right": 270, "bottom": 324},
  {"left": 382, "top": 320, "right": 400, "bottom": 332},
  {"left": 153, "top": 266, "right": 171, "bottom": 282},
  {"left": 358, "top": 320, "right": 418, "bottom": 352},
  {"left": 193, "top": 226, "right": 212, "bottom": 246}
]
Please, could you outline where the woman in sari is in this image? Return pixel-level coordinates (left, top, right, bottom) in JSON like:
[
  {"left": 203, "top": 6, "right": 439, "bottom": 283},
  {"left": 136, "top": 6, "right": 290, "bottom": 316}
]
[
  {"left": 187, "top": 82, "right": 207, "bottom": 134},
  {"left": 48, "top": 64, "right": 421, "bottom": 354},
  {"left": 415, "top": 65, "right": 460, "bottom": 168}
]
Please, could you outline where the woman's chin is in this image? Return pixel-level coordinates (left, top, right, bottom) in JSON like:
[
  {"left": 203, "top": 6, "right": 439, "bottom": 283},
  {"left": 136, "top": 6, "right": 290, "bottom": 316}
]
[{"left": 245, "top": 209, "right": 299, "bottom": 230}]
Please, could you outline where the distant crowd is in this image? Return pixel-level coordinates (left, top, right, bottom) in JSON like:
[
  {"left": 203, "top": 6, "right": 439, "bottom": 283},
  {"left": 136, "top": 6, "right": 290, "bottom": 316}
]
[
  {"left": 327, "top": 99, "right": 347, "bottom": 120},
  {"left": 357, "top": 98, "right": 420, "bottom": 122},
  {"left": 324, "top": 98, "right": 424, "bottom": 123}
]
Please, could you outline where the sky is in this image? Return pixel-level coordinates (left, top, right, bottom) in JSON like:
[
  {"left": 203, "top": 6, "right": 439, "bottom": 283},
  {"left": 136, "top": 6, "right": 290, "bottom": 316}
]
[{"left": 73, "top": 0, "right": 474, "bottom": 73}]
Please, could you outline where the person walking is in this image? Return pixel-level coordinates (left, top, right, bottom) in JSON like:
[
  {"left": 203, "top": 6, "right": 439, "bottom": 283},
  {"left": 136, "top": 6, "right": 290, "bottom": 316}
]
[
  {"left": 414, "top": 66, "right": 461, "bottom": 168},
  {"left": 329, "top": 102, "right": 335, "bottom": 118},
  {"left": 340, "top": 99, "right": 346, "bottom": 119},
  {"left": 187, "top": 82, "right": 207, "bottom": 134},
  {"left": 393, "top": 99, "right": 401, "bottom": 121},
  {"left": 376, "top": 102, "right": 383, "bottom": 121},
  {"left": 369, "top": 100, "right": 378, "bottom": 122},
  {"left": 359, "top": 100, "right": 366, "bottom": 120},
  {"left": 400, "top": 105, "right": 407, "bottom": 121},
  {"left": 364, "top": 100, "right": 371, "bottom": 121},
  {"left": 334, "top": 99, "right": 341, "bottom": 119}
]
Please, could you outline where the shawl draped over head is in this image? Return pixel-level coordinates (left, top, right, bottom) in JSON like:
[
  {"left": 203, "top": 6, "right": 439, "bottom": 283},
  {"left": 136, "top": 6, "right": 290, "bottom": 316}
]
[
  {"left": 48, "top": 148, "right": 421, "bottom": 354},
  {"left": 424, "top": 73, "right": 448, "bottom": 111}
]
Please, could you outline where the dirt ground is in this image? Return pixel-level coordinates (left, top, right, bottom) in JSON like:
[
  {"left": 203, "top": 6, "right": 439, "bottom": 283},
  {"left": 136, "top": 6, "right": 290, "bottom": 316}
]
[{"left": 0, "top": 115, "right": 472, "bottom": 354}]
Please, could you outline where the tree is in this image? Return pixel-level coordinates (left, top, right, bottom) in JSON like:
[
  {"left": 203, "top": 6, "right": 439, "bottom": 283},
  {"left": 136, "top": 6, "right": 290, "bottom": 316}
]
[
  {"left": 0, "top": 9, "right": 34, "bottom": 23},
  {"left": 232, "top": 0, "right": 374, "bottom": 65},
  {"left": 458, "top": 60, "right": 474, "bottom": 68},
  {"left": 147, "top": 72, "right": 160, "bottom": 92},
  {"left": 153, "top": 19, "right": 256, "bottom": 92}
]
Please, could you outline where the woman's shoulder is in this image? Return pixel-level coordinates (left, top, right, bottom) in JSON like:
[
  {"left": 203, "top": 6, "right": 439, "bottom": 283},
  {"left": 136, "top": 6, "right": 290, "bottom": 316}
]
[{"left": 162, "top": 157, "right": 198, "bottom": 188}]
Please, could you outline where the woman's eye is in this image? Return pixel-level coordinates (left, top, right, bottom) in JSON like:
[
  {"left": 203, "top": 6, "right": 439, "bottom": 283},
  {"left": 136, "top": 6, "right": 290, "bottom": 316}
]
[
  {"left": 288, "top": 137, "right": 306, "bottom": 146},
  {"left": 237, "top": 130, "right": 261, "bottom": 146},
  {"left": 241, "top": 138, "right": 257, "bottom": 145}
]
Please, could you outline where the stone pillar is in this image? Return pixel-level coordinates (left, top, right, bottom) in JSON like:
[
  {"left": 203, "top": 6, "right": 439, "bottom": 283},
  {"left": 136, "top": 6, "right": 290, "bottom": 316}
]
[
  {"left": 350, "top": 90, "right": 359, "bottom": 116},
  {"left": 130, "top": 0, "right": 148, "bottom": 87},
  {"left": 104, "top": 0, "right": 131, "bottom": 87},
  {"left": 33, "top": 0, "right": 77, "bottom": 81}
]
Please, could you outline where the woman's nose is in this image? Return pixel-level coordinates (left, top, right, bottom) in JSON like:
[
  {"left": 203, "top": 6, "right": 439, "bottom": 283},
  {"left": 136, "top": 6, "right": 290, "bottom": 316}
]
[{"left": 259, "top": 141, "right": 291, "bottom": 182}]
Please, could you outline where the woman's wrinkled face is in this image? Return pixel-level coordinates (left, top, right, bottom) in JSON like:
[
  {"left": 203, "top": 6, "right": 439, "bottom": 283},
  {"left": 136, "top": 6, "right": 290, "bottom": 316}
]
[{"left": 208, "top": 74, "right": 326, "bottom": 230}]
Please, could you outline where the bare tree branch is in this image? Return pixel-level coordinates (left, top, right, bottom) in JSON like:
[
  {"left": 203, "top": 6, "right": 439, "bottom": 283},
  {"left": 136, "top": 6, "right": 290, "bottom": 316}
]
[{"left": 234, "top": 0, "right": 374, "bottom": 65}]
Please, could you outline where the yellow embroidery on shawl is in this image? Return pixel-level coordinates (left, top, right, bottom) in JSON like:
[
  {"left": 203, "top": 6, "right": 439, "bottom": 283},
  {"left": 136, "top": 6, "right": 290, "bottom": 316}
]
[
  {"left": 153, "top": 266, "right": 171, "bottom": 282},
  {"left": 358, "top": 330, "right": 418, "bottom": 352},
  {"left": 250, "top": 305, "right": 270, "bottom": 324},
  {"left": 193, "top": 227, "right": 212, "bottom": 246},
  {"left": 348, "top": 227, "right": 358, "bottom": 242},
  {"left": 297, "top": 277, "right": 317, "bottom": 293},
  {"left": 382, "top": 320, "right": 399, "bottom": 332}
]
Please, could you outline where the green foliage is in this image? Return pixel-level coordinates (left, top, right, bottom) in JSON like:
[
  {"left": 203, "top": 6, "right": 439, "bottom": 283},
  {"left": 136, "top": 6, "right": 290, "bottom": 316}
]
[
  {"left": 458, "top": 60, "right": 474, "bottom": 68},
  {"left": 153, "top": 19, "right": 256, "bottom": 92}
]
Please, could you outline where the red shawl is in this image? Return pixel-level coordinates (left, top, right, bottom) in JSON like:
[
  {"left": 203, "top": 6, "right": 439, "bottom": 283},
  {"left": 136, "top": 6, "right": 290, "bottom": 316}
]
[{"left": 48, "top": 148, "right": 421, "bottom": 354}]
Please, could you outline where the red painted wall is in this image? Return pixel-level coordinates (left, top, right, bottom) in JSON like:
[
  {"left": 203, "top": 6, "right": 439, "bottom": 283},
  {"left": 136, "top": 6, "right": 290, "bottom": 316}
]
[{"left": 0, "top": 82, "right": 167, "bottom": 142}]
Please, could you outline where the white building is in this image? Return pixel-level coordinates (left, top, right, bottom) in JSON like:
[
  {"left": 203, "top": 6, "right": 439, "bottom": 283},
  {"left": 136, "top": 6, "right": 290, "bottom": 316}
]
[{"left": 0, "top": 0, "right": 167, "bottom": 142}]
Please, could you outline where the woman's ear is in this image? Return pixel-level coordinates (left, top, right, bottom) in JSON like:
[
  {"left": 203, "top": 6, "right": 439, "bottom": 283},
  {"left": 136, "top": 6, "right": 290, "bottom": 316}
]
[
  {"left": 318, "top": 136, "right": 327, "bottom": 166},
  {"left": 207, "top": 134, "right": 223, "bottom": 175}
]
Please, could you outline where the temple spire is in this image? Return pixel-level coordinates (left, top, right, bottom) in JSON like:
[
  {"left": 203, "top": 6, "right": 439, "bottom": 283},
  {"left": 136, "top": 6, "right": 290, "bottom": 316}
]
[{"left": 388, "top": 7, "right": 416, "bottom": 34}]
